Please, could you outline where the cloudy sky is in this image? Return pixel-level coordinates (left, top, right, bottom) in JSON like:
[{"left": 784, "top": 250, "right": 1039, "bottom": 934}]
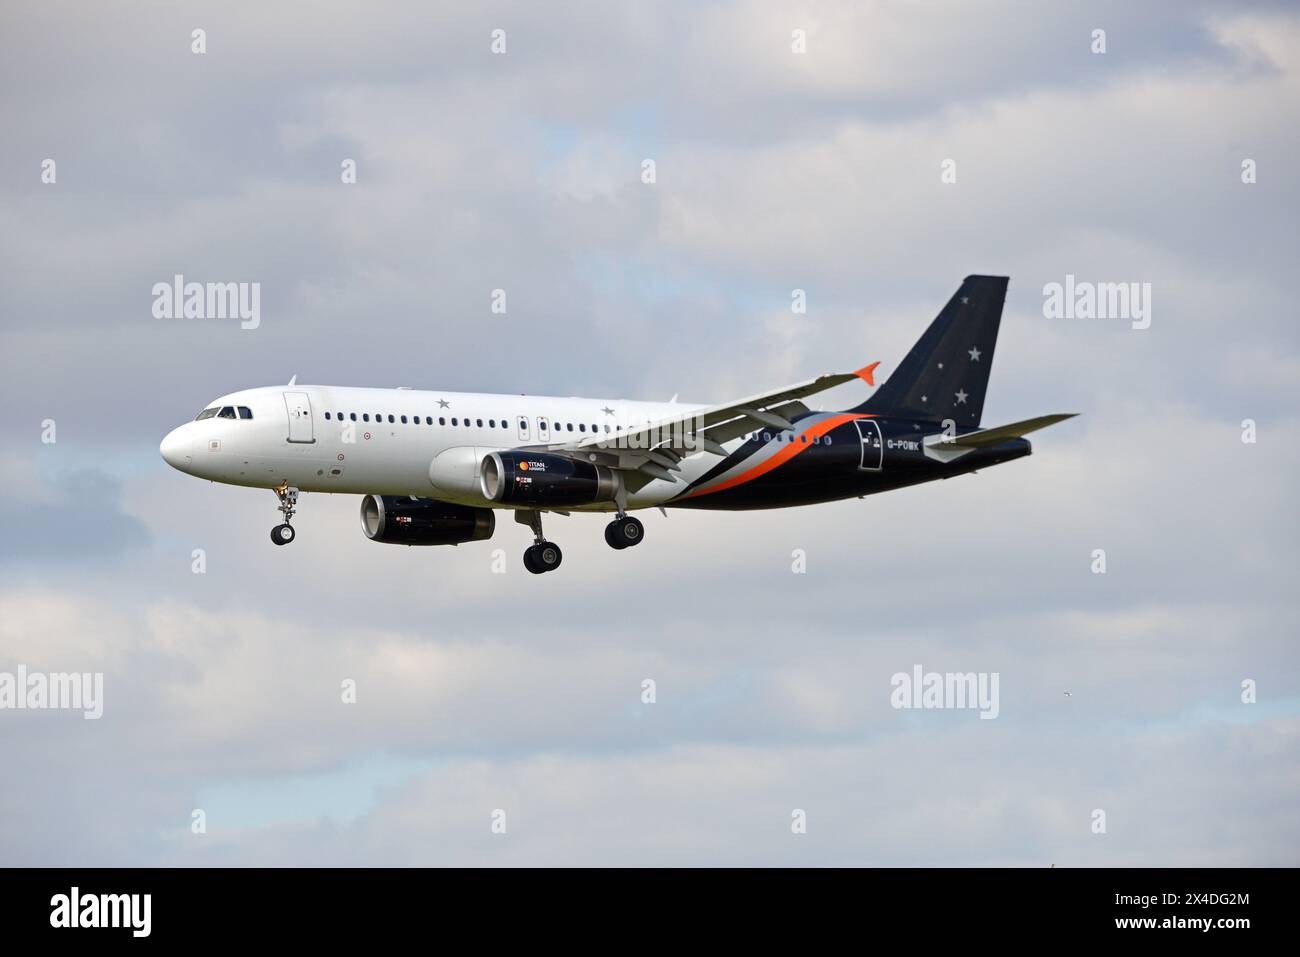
[{"left": 1, "top": 0, "right": 1297, "bottom": 866}]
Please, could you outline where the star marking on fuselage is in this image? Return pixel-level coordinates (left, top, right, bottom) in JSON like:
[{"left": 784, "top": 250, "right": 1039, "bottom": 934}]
[
  {"left": 955, "top": 389, "right": 969, "bottom": 405},
  {"left": 602, "top": 406, "right": 614, "bottom": 416},
  {"left": 968, "top": 347, "right": 982, "bottom": 362},
  {"left": 438, "top": 399, "right": 450, "bottom": 408}
]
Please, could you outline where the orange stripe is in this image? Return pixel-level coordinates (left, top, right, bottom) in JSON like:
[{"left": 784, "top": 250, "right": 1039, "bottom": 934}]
[{"left": 681, "top": 413, "right": 870, "bottom": 499}]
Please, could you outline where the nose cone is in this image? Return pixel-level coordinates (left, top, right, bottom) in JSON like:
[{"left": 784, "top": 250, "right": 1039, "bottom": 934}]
[{"left": 160, "top": 426, "right": 193, "bottom": 471}]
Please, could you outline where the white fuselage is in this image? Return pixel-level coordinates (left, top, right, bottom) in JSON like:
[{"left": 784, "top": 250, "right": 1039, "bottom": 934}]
[{"left": 160, "top": 384, "right": 717, "bottom": 511}]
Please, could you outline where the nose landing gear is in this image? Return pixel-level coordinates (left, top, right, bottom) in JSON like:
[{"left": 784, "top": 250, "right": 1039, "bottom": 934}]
[{"left": 270, "top": 482, "right": 299, "bottom": 546}]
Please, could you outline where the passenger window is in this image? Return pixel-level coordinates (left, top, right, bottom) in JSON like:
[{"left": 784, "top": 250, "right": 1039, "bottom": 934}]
[
  {"left": 566, "top": 423, "right": 573, "bottom": 432},
  {"left": 362, "top": 414, "right": 369, "bottom": 422},
  {"left": 218, "top": 407, "right": 236, "bottom": 419},
  {"left": 401, "top": 415, "right": 408, "bottom": 424},
  {"left": 489, "top": 419, "right": 496, "bottom": 428},
  {"left": 425, "top": 417, "right": 432, "bottom": 425},
  {"left": 196, "top": 408, "right": 218, "bottom": 420},
  {"left": 238, "top": 407, "right": 253, "bottom": 419},
  {"left": 388, "top": 415, "right": 395, "bottom": 423},
  {"left": 604, "top": 425, "right": 611, "bottom": 433},
  {"left": 451, "top": 418, "right": 458, "bottom": 426},
  {"left": 349, "top": 413, "right": 356, "bottom": 421},
  {"left": 439, "top": 417, "right": 446, "bottom": 426},
  {"left": 579, "top": 424, "right": 586, "bottom": 432},
  {"left": 477, "top": 419, "right": 483, "bottom": 427}
]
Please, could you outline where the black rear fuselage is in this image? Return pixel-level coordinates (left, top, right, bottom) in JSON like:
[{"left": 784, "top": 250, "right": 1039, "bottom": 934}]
[{"left": 669, "top": 414, "right": 1032, "bottom": 510}]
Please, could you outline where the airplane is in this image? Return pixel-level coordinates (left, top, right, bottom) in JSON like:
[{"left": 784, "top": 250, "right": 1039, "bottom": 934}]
[{"left": 159, "top": 275, "right": 1075, "bottom": 574}]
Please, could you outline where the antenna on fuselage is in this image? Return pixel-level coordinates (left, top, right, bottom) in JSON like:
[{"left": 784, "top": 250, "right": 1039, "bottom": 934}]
[{"left": 287, "top": 374, "right": 297, "bottom": 386}]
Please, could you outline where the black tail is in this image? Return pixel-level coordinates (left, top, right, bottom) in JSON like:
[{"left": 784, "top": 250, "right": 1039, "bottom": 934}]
[{"left": 856, "top": 275, "right": 1007, "bottom": 427}]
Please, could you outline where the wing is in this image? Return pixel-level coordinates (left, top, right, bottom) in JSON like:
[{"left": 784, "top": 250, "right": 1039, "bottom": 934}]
[{"left": 532, "top": 364, "right": 880, "bottom": 486}]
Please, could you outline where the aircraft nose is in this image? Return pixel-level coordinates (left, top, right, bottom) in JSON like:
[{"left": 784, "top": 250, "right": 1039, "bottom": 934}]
[{"left": 160, "top": 426, "right": 193, "bottom": 471}]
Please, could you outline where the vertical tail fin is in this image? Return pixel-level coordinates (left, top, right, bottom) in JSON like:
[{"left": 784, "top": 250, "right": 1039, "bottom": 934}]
[{"left": 857, "top": 275, "right": 1008, "bottom": 427}]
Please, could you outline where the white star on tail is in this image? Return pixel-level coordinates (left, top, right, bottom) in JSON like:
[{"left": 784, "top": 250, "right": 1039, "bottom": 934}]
[
  {"left": 955, "top": 389, "right": 968, "bottom": 405},
  {"left": 968, "top": 347, "right": 981, "bottom": 362}
]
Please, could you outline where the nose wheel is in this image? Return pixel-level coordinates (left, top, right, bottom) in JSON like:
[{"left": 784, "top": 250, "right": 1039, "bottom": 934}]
[
  {"left": 270, "top": 482, "right": 299, "bottom": 546},
  {"left": 605, "top": 515, "right": 644, "bottom": 550}
]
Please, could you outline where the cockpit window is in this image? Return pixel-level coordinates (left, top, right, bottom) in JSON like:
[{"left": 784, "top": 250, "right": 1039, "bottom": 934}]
[
  {"left": 218, "top": 406, "right": 237, "bottom": 419},
  {"left": 195, "top": 407, "right": 219, "bottom": 420},
  {"left": 238, "top": 406, "right": 253, "bottom": 419}
]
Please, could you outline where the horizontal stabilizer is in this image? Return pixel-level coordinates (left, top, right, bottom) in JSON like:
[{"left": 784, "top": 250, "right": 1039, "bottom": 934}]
[{"left": 924, "top": 413, "right": 1077, "bottom": 450}]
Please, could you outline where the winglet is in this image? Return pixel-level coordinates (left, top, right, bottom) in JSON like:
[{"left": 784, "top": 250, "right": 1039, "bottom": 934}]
[{"left": 854, "top": 362, "right": 880, "bottom": 386}]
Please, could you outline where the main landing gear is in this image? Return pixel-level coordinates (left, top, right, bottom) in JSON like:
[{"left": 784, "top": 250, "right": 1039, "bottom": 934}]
[
  {"left": 604, "top": 515, "right": 644, "bottom": 550},
  {"left": 604, "top": 485, "right": 645, "bottom": 551},
  {"left": 270, "top": 482, "right": 299, "bottom": 546},
  {"left": 516, "top": 504, "right": 645, "bottom": 573},
  {"left": 518, "top": 510, "right": 563, "bottom": 574}
]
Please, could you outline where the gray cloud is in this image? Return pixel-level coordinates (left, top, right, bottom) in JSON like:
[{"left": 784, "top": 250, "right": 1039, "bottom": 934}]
[{"left": 0, "top": 468, "right": 151, "bottom": 564}]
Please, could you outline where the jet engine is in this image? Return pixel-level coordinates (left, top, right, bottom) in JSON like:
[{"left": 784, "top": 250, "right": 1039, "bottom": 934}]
[
  {"left": 360, "top": 495, "right": 495, "bottom": 546},
  {"left": 480, "top": 451, "right": 620, "bottom": 507}
]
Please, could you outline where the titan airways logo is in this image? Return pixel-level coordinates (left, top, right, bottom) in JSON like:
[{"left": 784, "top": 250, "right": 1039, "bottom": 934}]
[{"left": 50, "top": 887, "right": 151, "bottom": 937}]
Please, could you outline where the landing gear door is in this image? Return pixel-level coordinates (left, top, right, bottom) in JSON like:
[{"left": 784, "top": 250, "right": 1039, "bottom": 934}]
[
  {"left": 284, "top": 392, "right": 315, "bottom": 443},
  {"left": 855, "top": 419, "right": 882, "bottom": 471}
]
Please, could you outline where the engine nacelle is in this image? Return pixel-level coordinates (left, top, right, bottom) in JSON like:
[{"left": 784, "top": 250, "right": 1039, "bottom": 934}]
[
  {"left": 480, "top": 451, "right": 620, "bottom": 507},
  {"left": 360, "top": 495, "right": 495, "bottom": 546}
]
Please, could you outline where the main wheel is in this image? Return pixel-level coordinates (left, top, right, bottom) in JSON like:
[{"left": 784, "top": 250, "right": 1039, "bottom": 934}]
[
  {"left": 605, "top": 521, "right": 628, "bottom": 550},
  {"left": 535, "top": 541, "right": 563, "bottom": 572},
  {"left": 271, "top": 523, "right": 296, "bottom": 545},
  {"left": 616, "top": 516, "right": 644, "bottom": 548},
  {"left": 523, "top": 546, "right": 541, "bottom": 574}
]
